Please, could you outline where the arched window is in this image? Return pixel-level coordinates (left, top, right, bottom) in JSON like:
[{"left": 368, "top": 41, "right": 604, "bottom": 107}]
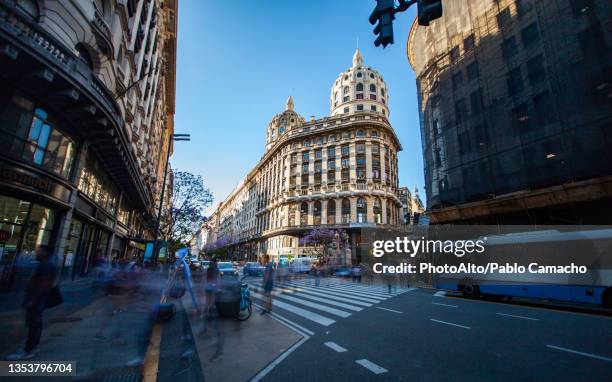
[
  {"left": 357, "top": 72, "right": 362, "bottom": 78},
  {"left": 357, "top": 198, "right": 367, "bottom": 223},
  {"left": 373, "top": 198, "right": 382, "bottom": 224},
  {"left": 370, "top": 84, "right": 377, "bottom": 92},
  {"left": 356, "top": 83, "right": 364, "bottom": 92},
  {"left": 17, "top": 0, "right": 39, "bottom": 20},
  {"left": 343, "top": 86, "right": 350, "bottom": 95},
  {"left": 327, "top": 200, "right": 336, "bottom": 224},
  {"left": 369, "top": 73, "right": 375, "bottom": 79},
  {"left": 300, "top": 202, "right": 309, "bottom": 225},
  {"left": 75, "top": 44, "right": 94, "bottom": 70},
  {"left": 344, "top": 75, "right": 348, "bottom": 81},
  {"left": 313, "top": 201, "right": 321, "bottom": 225},
  {"left": 342, "top": 199, "right": 351, "bottom": 223},
  {"left": 381, "top": 88, "right": 385, "bottom": 97}
]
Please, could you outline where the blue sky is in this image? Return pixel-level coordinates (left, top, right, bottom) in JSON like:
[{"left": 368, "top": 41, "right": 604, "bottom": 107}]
[{"left": 172, "top": 0, "right": 424, "bottom": 213}]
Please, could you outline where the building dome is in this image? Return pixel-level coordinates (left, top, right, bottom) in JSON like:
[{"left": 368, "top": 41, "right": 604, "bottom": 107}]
[
  {"left": 330, "top": 48, "right": 390, "bottom": 117},
  {"left": 266, "top": 96, "right": 305, "bottom": 151}
]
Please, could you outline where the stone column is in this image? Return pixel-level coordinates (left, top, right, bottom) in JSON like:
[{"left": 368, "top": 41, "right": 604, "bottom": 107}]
[
  {"left": 307, "top": 200, "right": 314, "bottom": 226},
  {"left": 381, "top": 198, "right": 388, "bottom": 224},
  {"left": 335, "top": 198, "right": 342, "bottom": 224},
  {"left": 321, "top": 199, "right": 328, "bottom": 225},
  {"left": 366, "top": 196, "right": 374, "bottom": 223},
  {"left": 349, "top": 142, "right": 356, "bottom": 183},
  {"left": 365, "top": 141, "right": 373, "bottom": 183},
  {"left": 350, "top": 197, "right": 357, "bottom": 223}
]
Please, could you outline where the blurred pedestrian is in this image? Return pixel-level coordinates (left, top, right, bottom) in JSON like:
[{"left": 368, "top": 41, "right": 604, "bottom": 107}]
[
  {"left": 8, "top": 245, "right": 59, "bottom": 360},
  {"left": 203, "top": 259, "right": 219, "bottom": 320},
  {"left": 261, "top": 254, "right": 274, "bottom": 314}
]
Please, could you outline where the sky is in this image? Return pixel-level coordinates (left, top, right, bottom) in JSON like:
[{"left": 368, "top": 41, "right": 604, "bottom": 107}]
[{"left": 172, "top": 0, "right": 424, "bottom": 214}]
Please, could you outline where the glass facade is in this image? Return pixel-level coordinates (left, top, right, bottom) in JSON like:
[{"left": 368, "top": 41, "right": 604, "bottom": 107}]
[
  {"left": 0, "top": 87, "right": 75, "bottom": 179},
  {"left": 0, "top": 195, "right": 56, "bottom": 290},
  {"left": 78, "top": 152, "right": 120, "bottom": 215}
]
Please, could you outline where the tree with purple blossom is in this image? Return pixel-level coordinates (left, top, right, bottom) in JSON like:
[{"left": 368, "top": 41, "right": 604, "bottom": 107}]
[{"left": 299, "top": 228, "right": 339, "bottom": 259}]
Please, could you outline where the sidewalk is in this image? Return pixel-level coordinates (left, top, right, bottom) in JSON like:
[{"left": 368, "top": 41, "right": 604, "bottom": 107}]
[
  {"left": 0, "top": 273, "right": 167, "bottom": 381},
  {"left": 178, "top": 289, "right": 303, "bottom": 382}
]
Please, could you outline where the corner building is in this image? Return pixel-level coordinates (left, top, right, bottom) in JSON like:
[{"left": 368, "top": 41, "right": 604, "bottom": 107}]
[
  {"left": 0, "top": 0, "right": 177, "bottom": 290},
  {"left": 408, "top": 0, "right": 612, "bottom": 224},
  {"left": 213, "top": 50, "right": 403, "bottom": 263}
]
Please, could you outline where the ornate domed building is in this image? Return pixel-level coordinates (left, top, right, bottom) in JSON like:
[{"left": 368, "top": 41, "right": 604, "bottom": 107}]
[
  {"left": 330, "top": 49, "right": 390, "bottom": 118},
  {"left": 207, "top": 49, "right": 402, "bottom": 264}
]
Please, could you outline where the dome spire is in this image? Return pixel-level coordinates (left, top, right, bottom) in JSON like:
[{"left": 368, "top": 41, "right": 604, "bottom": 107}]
[
  {"left": 285, "top": 95, "right": 294, "bottom": 111},
  {"left": 352, "top": 48, "right": 363, "bottom": 67}
]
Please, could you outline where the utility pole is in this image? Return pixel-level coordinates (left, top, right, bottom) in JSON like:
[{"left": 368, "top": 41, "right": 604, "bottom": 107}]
[{"left": 153, "top": 133, "right": 190, "bottom": 263}]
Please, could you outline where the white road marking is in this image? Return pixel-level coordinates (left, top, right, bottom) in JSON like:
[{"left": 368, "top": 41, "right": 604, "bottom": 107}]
[
  {"left": 274, "top": 285, "right": 373, "bottom": 307},
  {"left": 496, "top": 312, "right": 540, "bottom": 321},
  {"left": 251, "top": 336, "right": 309, "bottom": 382},
  {"left": 324, "top": 341, "right": 348, "bottom": 353},
  {"left": 355, "top": 359, "right": 388, "bottom": 374},
  {"left": 251, "top": 281, "right": 373, "bottom": 307},
  {"left": 273, "top": 293, "right": 352, "bottom": 317},
  {"left": 432, "top": 302, "right": 458, "bottom": 308},
  {"left": 430, "top": 319, "right": 471, "bottom": 330},
  {"left": 285, "top": 282, "right": 383, "bottom": 303},
  {"left": 433, "top": 291, "right": 447, "bottom": 297},
  {"left": 250, "top": 291, "right": 336, "bottom": 326},
  {"left": 323, "top": 285, "right": 395, "bottom": 299},
  {"left": 253, "top": 302, "right": 315, "bottom": 336},
  {"left": 546, "top": 345, "right": 612, "bottom": 363},
  {"left": 375, "top": 306, "right": 403, "bottom": 314}
]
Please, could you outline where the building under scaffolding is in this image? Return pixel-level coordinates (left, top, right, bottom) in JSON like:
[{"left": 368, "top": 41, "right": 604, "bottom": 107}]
[{"left": 407, "top": 0, "right": 612, "bottom": 224}]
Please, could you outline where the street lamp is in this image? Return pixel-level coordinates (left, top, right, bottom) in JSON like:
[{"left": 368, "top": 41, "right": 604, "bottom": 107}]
[{"left": 153, "top": 133, "right": 190, "bottom": 263}]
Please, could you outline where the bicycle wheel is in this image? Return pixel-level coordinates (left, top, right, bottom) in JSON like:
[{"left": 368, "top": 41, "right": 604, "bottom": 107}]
[{"left": 236, "top": 299, "right": 252, "bottom": 321}]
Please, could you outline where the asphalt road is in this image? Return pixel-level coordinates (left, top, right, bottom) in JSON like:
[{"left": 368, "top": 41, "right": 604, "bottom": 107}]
[{"left": 240, "top": 276, "right": 612, "bottom": 382}]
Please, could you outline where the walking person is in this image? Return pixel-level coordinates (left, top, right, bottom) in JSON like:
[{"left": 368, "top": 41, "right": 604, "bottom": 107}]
[
  {"left": 8, "top": 245, "right": 59, "bottom": 360},
  {"left": 260, "top": 254, "right": 274, "bottom": 314},
  {"left": 203, "top": 259, "right": 219, "bottom": 320}
]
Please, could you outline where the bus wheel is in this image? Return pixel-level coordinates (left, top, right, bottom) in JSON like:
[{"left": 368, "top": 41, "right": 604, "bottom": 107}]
[
  {"left": 463, "top": 283, "right": 480, "bottom": 299},
  {"left": 602, "top": 288, "right": 612, "bottom": 309}
]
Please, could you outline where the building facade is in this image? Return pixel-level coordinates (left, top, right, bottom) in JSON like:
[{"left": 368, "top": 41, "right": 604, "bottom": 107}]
[
  {"left": 399, "top": 186, "right": 424, "bottom": 225},
  {"left": 207, "top": 49, "right": 403, "bottom": 263},
  {"left": 408, "top": 0, "right": 612, "bottom": 224},
  {"left": 0, "top": 0, "right": 177, "bottom": 289}
]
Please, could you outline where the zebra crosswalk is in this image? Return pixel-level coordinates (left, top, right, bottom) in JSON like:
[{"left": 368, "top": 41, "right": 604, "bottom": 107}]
[{"left": 246, "top": 277, "right": 414, "bottom": 328}]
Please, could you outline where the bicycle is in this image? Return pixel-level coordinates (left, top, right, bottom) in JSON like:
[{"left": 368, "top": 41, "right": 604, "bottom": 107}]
[{"left": 235, "top": 278, "right": 252, "bottom": 321}]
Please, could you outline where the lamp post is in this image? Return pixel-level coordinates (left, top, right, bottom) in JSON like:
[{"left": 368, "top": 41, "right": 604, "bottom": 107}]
[{"left": 153, "top": 133, "right": 190, "bottom": 263}]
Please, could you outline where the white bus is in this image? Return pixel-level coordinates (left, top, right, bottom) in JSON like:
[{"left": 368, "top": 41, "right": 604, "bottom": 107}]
[{"left": 434, "top": 228, "right": 612, "bottom": 308}]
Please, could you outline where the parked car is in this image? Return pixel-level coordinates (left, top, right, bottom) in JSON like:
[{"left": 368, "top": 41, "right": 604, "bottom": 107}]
[
  {"left": 333, "top": 267, "right": 352, "bottom": 277},
  {"left": 218, "top": 262, "right": 239, "bottom": 277},
  {"left": 290, "top": 257, "right": 314, "bottom": 274},
  {"left": 243, "top": 262, "right": 264, "bottom": 276}
]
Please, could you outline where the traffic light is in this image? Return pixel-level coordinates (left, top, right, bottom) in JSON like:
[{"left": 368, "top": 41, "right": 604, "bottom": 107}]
[
  {"left": 417, "top": 0, "right": 443, "bottom": 26},
  {"left": 369, "top": 0, "right": 396, "bottom": 48}
]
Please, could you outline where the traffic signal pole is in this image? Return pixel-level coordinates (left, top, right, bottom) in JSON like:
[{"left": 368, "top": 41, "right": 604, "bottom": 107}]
[{"left": 369, "top": 0, "right": 442, "bottom": 48}]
